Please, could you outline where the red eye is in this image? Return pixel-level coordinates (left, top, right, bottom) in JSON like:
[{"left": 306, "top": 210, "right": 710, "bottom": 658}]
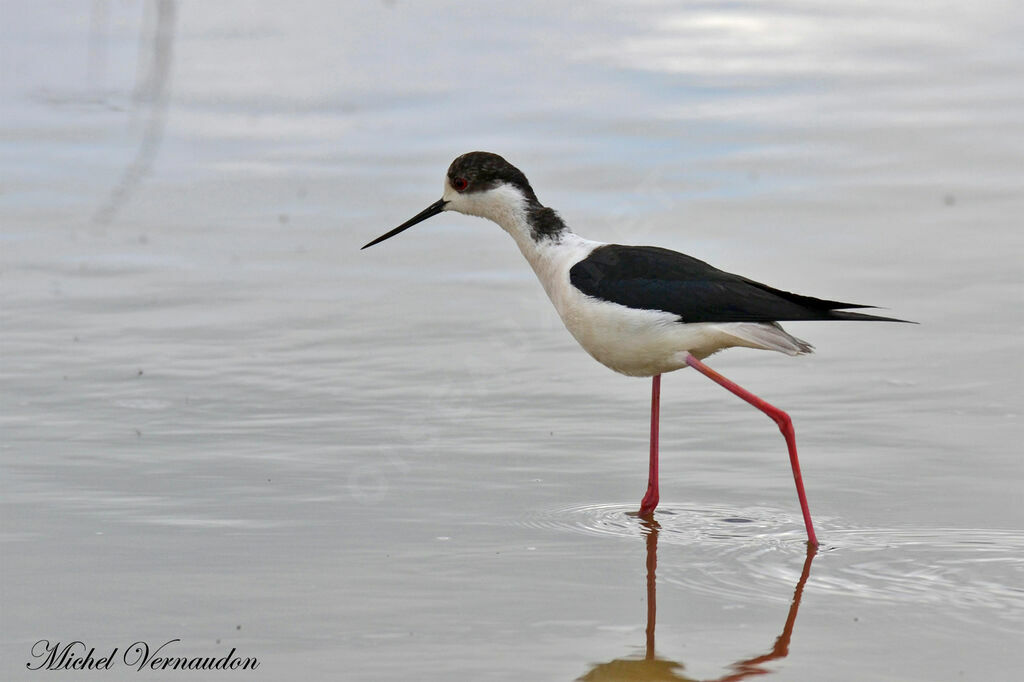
[{"left": 451, "top": 177, "right": 468, "bottom": 191}]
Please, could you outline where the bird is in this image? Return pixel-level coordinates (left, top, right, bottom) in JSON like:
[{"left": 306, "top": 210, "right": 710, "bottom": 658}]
[{"left": 362, "top": 151, "right": 911, "bottom": 547}]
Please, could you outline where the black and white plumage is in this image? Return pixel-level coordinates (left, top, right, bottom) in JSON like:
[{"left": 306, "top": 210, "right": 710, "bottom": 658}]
[
  {"left": 364, "top": 151, "right": 904, "bottom": 377},
  {"left": 362, "top": 151, "right": 910, "bottom": 544},
  {"left": 570, "top": 244, "right": 903, "bottom": 325}
]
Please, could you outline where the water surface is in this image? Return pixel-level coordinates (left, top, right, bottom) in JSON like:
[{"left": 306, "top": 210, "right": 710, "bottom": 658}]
[{"left": 2, "top": 2, "right": 1022, "bottom": 680}]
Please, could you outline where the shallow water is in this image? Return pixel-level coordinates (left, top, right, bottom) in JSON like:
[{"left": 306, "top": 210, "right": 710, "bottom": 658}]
[{"left": 2, "top": 2, "right": 1023, "bottom": 680}]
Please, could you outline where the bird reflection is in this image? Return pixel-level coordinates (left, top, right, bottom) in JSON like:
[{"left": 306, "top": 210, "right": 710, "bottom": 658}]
[{"left": 577, "top": 521, "right": 816, "bottom": 681}]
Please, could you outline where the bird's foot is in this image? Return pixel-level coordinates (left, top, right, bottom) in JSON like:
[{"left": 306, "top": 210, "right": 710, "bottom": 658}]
[{"left": 638, "top": 492, "right": 659, "bottom": 518}]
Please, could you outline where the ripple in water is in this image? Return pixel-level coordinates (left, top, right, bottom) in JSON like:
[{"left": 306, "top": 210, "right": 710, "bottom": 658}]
[
  {"left": 518, "top": 503, "right": 1024, "bottom": 629},
  {"left": 518, "top": 502, "right": 809, "bottom": 548}
]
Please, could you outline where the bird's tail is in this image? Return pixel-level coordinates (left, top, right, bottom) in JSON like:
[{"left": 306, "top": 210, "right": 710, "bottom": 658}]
[{"left": 718, "top": 322, "right": 814, "bottom": 356}]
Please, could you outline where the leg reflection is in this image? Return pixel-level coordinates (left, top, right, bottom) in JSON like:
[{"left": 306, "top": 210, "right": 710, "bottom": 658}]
[
  {"left": 577, "top": 524, "right": 817, "bottom": 681},
  {"left": 644, "top": 517, "right": 659, "bottom": 661},
  {"left": 712, "top": 544, "right": 816, "bottom": 682}
]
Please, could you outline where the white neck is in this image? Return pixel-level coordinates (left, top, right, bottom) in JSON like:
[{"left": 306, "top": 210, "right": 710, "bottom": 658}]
[
  {"left": 444, "top": 182, "right": 593, "bottom": 301},
  {"left": 450, "top": 184, "right": 535, "bottom": 243}
]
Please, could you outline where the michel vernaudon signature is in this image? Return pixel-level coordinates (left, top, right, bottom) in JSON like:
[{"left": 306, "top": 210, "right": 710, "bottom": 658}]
[{"left": 26, "top": 639, "right": 260, "bottom": 672}]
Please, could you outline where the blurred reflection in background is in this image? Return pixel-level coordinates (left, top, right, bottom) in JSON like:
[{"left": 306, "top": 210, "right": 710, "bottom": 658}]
[{"left": 92, "top": 0, "right": 176, "bottom": 224}]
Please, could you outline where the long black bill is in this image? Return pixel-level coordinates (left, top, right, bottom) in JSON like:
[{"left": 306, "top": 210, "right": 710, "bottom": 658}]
[{"left": 361, "top": 198, "right": 448, "bottom": 250}]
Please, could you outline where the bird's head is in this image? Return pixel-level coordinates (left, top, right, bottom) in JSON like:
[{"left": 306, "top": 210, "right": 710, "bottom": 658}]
[{"left": 361, "top": 152, "right": 538, "bottom": 249}]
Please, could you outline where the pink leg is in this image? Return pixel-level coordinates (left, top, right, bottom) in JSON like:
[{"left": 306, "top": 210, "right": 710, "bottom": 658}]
[
  {"left": 684, "top": 354, "right": 819, "bottom": 547},
  {"left": 639, "top": 374, "right": 661, "bottom": 517}
]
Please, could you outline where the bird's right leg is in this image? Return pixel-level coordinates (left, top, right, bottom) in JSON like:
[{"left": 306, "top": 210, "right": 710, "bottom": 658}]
[
  {"left": 684, "top": 354, "right": 818, "bottom": 547},
  {"left": 639, "top": 374, "right": 661, "bottom": 517}
]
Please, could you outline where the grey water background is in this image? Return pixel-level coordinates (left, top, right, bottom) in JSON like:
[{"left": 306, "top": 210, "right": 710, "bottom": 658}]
[{"left": 2, "top": 2, "right": 1022, "bottom": 680}]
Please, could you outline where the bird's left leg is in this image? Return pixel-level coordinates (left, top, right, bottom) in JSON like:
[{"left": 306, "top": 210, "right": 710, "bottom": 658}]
[
  {"left": 684, "top": 354, "right": 818, "bottom": 547},
  {"left": 639, "top": 374, "right": 661, "bottom": 517}
]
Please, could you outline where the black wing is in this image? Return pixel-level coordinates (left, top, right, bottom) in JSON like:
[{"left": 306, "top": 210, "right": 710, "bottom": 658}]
[{"left": 569, "top": 245, "right": 909, "bottom": 323}]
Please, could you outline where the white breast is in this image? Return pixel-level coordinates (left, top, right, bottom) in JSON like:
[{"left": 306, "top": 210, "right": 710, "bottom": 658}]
[{"left": 510, "top": 233, "right": 732, "bottom": 376}]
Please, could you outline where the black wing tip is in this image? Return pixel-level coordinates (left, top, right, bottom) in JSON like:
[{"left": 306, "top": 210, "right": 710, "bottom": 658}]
[
  {"left": 826, "top": 303, "right": 874, "bottom": 310},
  {"left": 828, "top": 310, "right": 918, "bottom": 323}
]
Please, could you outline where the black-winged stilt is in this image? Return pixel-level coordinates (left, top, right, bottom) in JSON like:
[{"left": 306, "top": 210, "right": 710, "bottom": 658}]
[{"left": 362, "top": 151, "right": 911, "bottom": 547}]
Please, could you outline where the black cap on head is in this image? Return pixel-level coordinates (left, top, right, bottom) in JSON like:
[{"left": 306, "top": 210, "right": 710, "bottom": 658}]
[
  {"left": 361, "top": 152, "right": 560, "bottom": 250},
  {"left": 447, "top": 152, "right": 537, "bottom": 201}
]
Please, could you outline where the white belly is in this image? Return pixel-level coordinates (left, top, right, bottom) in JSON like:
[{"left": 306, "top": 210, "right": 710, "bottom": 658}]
[{"left": 554, "top": 286, "right": 737, "bottom": 376}]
